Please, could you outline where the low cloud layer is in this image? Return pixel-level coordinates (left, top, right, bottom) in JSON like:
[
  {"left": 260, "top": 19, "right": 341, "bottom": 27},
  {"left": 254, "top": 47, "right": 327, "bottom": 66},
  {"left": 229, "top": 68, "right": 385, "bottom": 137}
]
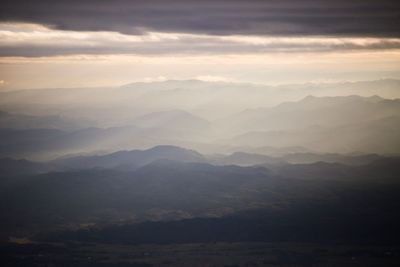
[
  {"left": 1, "top": 0, "right": 399, "bottom": 37},
  {"left": 1, "top": 23, "right": 400, "bottom": 57}
]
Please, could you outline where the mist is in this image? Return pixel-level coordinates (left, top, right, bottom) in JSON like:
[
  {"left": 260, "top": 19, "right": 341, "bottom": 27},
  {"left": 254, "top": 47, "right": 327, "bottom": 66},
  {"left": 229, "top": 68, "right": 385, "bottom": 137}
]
[
  {"left": 0, "top": 79, "right": 399, "bottom": 160},
  {"left": 2, "top": 1, "right": 400, "bottom": 266}
]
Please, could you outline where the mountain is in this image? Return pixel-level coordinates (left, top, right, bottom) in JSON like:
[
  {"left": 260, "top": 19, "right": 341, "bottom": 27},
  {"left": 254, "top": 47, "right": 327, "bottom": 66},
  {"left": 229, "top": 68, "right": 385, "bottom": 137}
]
[
  {"left": 209, "top": 151, "right": 383, "bottom": 166},
  {"left": 1, "top": 83, "right": 400, "bottom": 158},
  {"left": 52, "top": 145, "right": 206, "bottom": 170},
  {"left": 129, "top": 110, "right": 211, "bottom": 141},
  {"left": 0, "top": 110, "right": 90, "bottom": 130},
  {"left": 210, "top": 152, "right": 286, "bottom": 166},
  {"left": 130, "top": 109, "right": 209, "bottom": 129},
  {"left": 218, "top": 95, "right": 400, "bottom": 135},
  {"left": 0, "top": 108, "right": 212, "bottom": 159},
  {"left": 228, "top": 116, "right": 400, "bottom": 154},
  {"left": 0, "top": 128, "right": 67, "bottom": 159},
  {"left": 276, "top": 79, "right": 400, "bottom": 100},
  {"left": 0, "top": 121, "right": 212, "bottom": 160},
  {"left": 280, "top": 152, "right": 382, "bottom": 165},
  {"left": 2, "top": 79, "right": 400, "bottom": 124},
  {"left": 0, "top": 126, "right": 151, "bottom": 159}
]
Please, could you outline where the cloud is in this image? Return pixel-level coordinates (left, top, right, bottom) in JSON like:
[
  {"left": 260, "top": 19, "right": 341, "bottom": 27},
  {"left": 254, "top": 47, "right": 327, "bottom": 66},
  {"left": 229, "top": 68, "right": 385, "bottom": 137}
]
[
  {"left": 195, "top": 75, "right": 233, "bottom": 82},
  {"left": 0, "top": 0, "right": 399, "bottom": 37},
  {"left": 142, "top": 76, "right": 169, "bottom": 83},
  {"left": 1, "top": 23, "right": 400, "bottom": 57}
]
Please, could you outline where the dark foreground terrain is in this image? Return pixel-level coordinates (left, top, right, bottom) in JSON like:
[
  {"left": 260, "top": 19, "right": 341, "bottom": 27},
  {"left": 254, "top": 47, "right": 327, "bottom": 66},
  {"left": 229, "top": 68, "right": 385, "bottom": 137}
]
[
  {"left": 2, "top": 241, "right": 400, "bottom": 267},
  {"left": 1, "top": 147, "right": 400, "bottom": 266}
]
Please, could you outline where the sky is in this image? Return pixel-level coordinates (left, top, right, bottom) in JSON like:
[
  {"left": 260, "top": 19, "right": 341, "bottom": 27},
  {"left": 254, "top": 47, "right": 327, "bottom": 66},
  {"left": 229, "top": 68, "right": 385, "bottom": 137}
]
[{"left": 1, "top": 0, "right": 400, "bottom": 89}]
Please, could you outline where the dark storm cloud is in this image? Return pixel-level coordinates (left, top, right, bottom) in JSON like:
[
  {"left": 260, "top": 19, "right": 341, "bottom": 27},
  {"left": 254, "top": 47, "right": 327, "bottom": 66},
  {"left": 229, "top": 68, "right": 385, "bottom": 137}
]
[{"left": 1, "top": 0, "right": 400, "bottom": 37}]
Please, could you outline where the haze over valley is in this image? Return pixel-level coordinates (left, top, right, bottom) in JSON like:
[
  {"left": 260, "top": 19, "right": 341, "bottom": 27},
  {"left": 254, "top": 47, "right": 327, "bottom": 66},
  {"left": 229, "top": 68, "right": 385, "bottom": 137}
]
[{"left": 1, "top": 1, "right": 400, "bottom": 266}]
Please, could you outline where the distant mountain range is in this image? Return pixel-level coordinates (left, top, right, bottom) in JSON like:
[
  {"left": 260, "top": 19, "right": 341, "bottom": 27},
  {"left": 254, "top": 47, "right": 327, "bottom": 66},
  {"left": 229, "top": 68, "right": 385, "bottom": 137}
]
[
  {"left": 0, "top": 145, "right": 387, "bottom": 177},
  {"left": 218, "top": 95, "right": 400, "bottom": 134},
  {"left": 227, "top": 115, "right": 400, "bottom": 154},
  {"left": 52, "top": 145, "right": 206, "bottom": 171},
  {"left": 0, "top": 110, "right": 90, "bottom": 130},
  {"left": 0, "top": 93, "right": 400, "bottom": 158},
  {"left": 1, "top": 79, "right": 400, "bottom": 122}
]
